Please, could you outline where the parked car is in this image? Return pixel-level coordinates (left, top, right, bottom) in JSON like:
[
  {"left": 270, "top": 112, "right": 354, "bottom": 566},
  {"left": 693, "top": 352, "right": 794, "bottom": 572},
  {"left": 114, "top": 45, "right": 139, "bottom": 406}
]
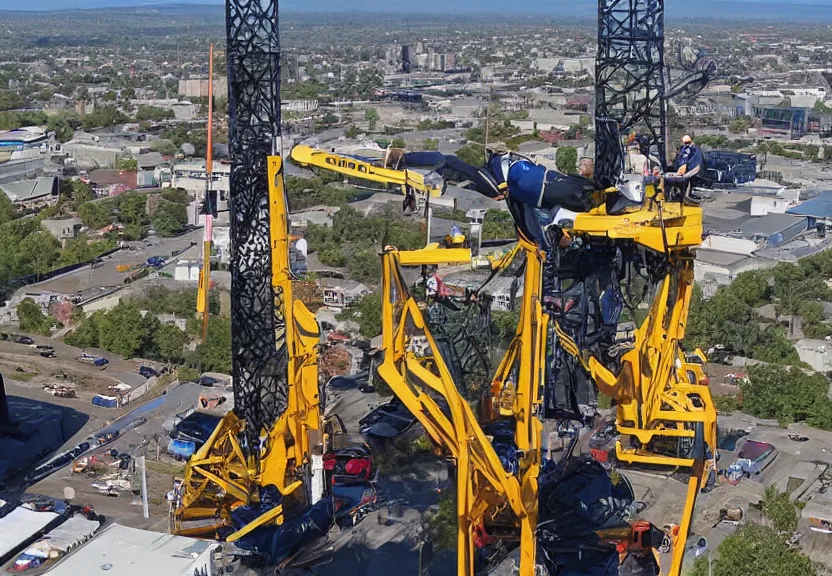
[
  {"left": 169, "top": 412, "right": 222, "bottom": 449},
  {"left": 77, "top": 353, "right": 109, "bottom": 369},
  {"left": 137, "top": 365, "right": 159, "bottom": 379},
  {"left": 14, "top": 335, "right": 34, "bottom": 345},
  {"left": 146, "top": 255, "right": 166, "bottom": 267}
]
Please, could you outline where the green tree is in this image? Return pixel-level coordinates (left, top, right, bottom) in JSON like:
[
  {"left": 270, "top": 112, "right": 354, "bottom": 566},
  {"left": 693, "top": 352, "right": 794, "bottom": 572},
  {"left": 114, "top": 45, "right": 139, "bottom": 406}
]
[
  {"left": 19, "top": 230, "right": 60, "bottom": 274},
  {"left": 556, "top": 146, "right": 578, "bottom": 174},
  {"left": 690, "top": 524, "right": 814, "bottom": 576},
  {"left": 160, "top": 188, "right": 190, "bottom": 205},
  {"left": 153, "top": 324, "right": 188, "bottom": 363},
  {"left": 150, "top": 139, "right": 178, "bottom": 157},
  {"left": 455, "top": 143, "right": 485, "bottom": 167},
  {"left": 64, "top": 311, "right": 102, "bottom": 349},
  {"left": 47, "top": 115, "right": 75, "bottom": 143},
  {"left": 365, "top": 107, "right": 380, "bottom": 131},
  {"left": 70, "top": 180, "right": 94, "bottom": 206},
  {"left": 761, "top": 485, "right": 798, "bottom": 533},
  {"left": 0, "top": 190, "right": 17, "bottom": 225},
  {"left": 78, "top": 201, "right": 111, "bottom": 230},
  {"left": 151, "top": 200, "right": 188, "bottom": 237},
  {"left": 422, "top": 138, "right": 439, "bottom": 151},
  {"left": 193, "top": 317, "right": 232, "bottom": 373},
  {"left": 96, "top": 301, "right": 151, "bottom": 358},
  {"left": 117, "top": 192, "right": 149, "bottom": 226},
  {"left": 482, "top": 210, "right": 515, "bottom": 240},
  {"left": 16, "top": 298, "right": 52, "bottom": 335},
  {"left": 730, "top": 270, "right": 770, "bottom": 307},
  {"left": 338, "top": 292, "right": 383, "bottom": 338},
  {"left": 804, "top": 144, "right": 820, "bottom": 162},
  {"left": 117, "top": 158, "right": 138, "bottom": 172},
  {"left": 390, "top": 137, "right": 406, "bottom": 149}
]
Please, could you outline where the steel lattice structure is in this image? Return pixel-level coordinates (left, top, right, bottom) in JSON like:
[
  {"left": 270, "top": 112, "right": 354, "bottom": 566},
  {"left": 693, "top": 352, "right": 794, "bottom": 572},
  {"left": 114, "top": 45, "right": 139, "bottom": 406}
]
[
  {"left": 226, "top": 0, "right": 288, "bottom": 453},
  {"left": 594, "top": 0, "right": 667, "bottom": 188}
]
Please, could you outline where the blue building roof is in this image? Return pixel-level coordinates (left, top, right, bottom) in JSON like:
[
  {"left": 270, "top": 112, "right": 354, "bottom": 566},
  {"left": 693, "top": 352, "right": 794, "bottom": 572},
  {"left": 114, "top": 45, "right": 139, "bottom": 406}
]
[{"left": 787, "top": 191, "right": 832, "bottom": 218}]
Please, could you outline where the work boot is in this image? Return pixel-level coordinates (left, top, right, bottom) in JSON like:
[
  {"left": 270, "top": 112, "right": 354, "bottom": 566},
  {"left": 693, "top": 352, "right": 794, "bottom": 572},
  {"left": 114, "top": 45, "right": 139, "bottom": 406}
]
[{"left": 683, "top": 186, "right": 702, "bottom": 206}]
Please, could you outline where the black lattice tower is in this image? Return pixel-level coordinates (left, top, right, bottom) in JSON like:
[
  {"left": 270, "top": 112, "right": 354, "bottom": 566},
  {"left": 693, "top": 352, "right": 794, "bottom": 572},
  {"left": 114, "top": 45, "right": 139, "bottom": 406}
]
[
  {"left": 226, "top": 0, "right": 288, "bottom": 453},
  {"left": 594, "top": 0, "right": 667, "bottom": 188}
]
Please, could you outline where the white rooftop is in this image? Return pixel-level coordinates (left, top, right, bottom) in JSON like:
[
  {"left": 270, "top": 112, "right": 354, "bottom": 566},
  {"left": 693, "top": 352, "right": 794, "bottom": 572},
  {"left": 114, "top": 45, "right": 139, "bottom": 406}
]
[
  {"left": 0, "top": 507, "right": 59, "bottom": 559},
  {"left": 45, "top": 523, "right": 217, "bottom": 576}
]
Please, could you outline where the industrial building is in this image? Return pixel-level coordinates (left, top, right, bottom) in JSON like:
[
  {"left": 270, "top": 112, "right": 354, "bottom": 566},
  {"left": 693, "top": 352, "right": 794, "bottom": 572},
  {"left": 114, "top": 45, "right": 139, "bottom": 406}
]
[
  {"left": 43, "top": 523, "right": 221, "bottom": 576},
  {"left": 0, "top": 176, "right": 58, "bottom": 206},
  {"left": 0, "top": 127, "right": 49, "bottom": 152},
  {"left": 171, "top": 161, "right": 230, "bottom": 197}
]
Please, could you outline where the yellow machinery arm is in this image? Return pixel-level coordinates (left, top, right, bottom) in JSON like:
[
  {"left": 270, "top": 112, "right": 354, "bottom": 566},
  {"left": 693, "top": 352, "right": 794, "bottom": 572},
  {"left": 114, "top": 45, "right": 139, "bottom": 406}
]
[
  {"left": 290, "top": 144, "right": 443, "bottom": 197},
  {"left": 377, "top": 184, "right": 716, "bottom": 576},
  {"left": 378, "top": 235, "right": 546, "bottom": 576},
  {"left": 171, "top": 156, "right": 324, "bottom": 540},
  {"left": 554, "top": 194, "right": 717, "bottom": 576}
]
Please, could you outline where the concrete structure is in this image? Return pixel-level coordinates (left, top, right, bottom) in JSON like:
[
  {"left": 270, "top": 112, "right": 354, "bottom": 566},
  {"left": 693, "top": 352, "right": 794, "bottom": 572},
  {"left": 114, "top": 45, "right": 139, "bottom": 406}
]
[
  {"left": 64, "top": 141, "right": 122, "bottom": 169},
  {"left": 44, "top": 523, "right": 220, "bottom": 576},
  {"left": 282, "top": 100, "right": 319, "bottom": 113},
  {"left": 321, "top": 279, "right": 369, "bottom": 312},
  {"left": 290, "top": 207, "right": 338, "bottom": 228},
  {"left": 750, "top": 190, "right": 800, "bottom": 216},
  {"left": 699, "top": 235, "right": 758, "bottom": 257},
  {"left": 178, "top": 76, "right": 228, "bottom": 99},
  {"left": 796, "top": 339, "right": 832, "bottom": 373},
  {"left": 0, "top": 127, "right": 49, "bottom": 151},
  {"left": 41, "top": 217, "right": 83, "bottom": 241},
  {"left": 174, "top": 259, "right": 201, "bottom": 282},
  {"left": 132, "top": 98, "right": 199, "bottom": 121},
  {"left": 171, "top": 161, "right": 230, "bottom": 197},
  {"left": 694, "top": 249, "right": 777, "bottom": 297},
  {"left": 0, "top": 157, "right": 45, "bottom": 184},
  {"left": 0, "top": 176, "right": 57, "bottom": 205}
]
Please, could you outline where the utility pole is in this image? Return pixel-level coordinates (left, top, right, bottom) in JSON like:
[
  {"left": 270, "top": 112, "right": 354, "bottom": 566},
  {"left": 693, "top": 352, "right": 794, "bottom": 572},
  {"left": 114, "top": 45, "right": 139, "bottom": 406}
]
[{"left": 139, "top": 455, "right": 149, "bottom": 519}]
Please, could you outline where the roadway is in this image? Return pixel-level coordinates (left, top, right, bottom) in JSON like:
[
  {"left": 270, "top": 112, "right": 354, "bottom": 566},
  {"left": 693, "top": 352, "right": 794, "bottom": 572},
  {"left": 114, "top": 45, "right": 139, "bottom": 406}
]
[{"left": 12, "top": 228, "right": 205, "bottom": 303}]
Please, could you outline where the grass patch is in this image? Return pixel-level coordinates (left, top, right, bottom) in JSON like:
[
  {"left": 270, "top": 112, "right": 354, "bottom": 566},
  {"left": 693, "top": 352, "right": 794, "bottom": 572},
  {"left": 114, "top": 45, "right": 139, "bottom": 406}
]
[
  {"left": 787, "top": 477, "right": 803, "bottom": 495},
  {"left": 11, "top": 372, "right": 37, "bottom": 382},
  {"left": 373, "top": 434, "right": 436, "bottom": 475},
  {"left": 145, "top": 460, "right": 185, "bottom": 477}
]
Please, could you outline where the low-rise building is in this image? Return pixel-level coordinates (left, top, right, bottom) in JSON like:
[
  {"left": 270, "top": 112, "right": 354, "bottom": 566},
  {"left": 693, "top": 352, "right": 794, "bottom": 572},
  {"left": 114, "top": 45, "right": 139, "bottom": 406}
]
[
  {"left": 0, "top": 176, "right": 58, "bottom": 206},
  {"left": 43, "top": 523, "right": 221, "bottom": 576},
  {"left": 171, "top": 161, "right": 230, "bottom": 197},
  {"left": 41, "top": 217, "right": 84, "bottom": 242},
  {"left": 320, "top": 279, "right": 369, "bottom": 312}
]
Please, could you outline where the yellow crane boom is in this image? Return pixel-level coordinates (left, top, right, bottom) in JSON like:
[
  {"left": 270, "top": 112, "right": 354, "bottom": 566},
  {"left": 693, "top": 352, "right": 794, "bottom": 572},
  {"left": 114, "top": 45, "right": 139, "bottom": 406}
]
[{"left": 290, "top": 144, "right": 443, "bottom": 197}]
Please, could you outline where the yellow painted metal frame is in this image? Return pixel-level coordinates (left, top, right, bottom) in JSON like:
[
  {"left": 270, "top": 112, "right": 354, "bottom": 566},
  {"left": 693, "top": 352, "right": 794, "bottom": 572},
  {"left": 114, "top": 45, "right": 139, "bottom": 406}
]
[
  {"left": 555, "top": 193, "right": 716, "bottom": 576},
  {"left": 171, "top": 156, "right": 323, "bottom": 540},
  {"left": 378, "top": 235, "right": 546, "bottom": 576},
  {"left": 290, "top": 144, "right": 442, "bottom": 197},
  {"left": 377, "top": 189, "right": 716, "bottom": 576}
]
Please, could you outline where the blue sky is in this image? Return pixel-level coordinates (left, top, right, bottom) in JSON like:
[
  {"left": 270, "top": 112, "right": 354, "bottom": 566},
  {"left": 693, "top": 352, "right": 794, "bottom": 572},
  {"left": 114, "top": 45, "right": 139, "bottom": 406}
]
[{"left": 2, "top": 0, "right": 832, "bottom": 14}]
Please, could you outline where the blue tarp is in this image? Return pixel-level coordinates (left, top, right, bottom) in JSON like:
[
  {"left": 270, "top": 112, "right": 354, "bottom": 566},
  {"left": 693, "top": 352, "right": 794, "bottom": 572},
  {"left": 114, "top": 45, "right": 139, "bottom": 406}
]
[
  {"left": 788, "top": 190, "right": 832, "bottom": 218},
  {"left": 91, "top": 395, "right": 118, "bottom": 408},
  {"left": 234, "top": 498, "right": 334, "bottom": 565}
]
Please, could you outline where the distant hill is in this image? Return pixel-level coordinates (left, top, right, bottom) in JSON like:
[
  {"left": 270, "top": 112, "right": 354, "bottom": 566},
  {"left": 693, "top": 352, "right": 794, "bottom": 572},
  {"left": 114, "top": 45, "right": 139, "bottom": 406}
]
[{"left": 3, "top": 0, "right": 832, "bottom": 22}]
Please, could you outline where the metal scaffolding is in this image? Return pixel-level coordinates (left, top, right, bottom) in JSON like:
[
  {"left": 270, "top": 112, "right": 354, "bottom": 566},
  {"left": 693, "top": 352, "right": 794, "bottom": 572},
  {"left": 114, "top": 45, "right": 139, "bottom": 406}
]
[
  {"left": 594, "top": 0, "right": 667, "bottom": 188},
  {"left": 226, "top": 0, "right": 288, "bottom": 453}
]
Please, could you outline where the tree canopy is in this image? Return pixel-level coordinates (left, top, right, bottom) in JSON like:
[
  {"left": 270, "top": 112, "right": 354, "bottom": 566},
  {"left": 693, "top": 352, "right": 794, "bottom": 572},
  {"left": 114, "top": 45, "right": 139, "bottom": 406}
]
[
  {"left": 307, "top": 205, "right": 423, "bottom": 282},
  {"left": 337, "top": 292, "right": 382, "bottom": 338},
  {"left": 17, "top": 298, "right": 53, "bottom": 335},
  {"left": 690, "top": 523, "right": 814, "bottom": 576}
]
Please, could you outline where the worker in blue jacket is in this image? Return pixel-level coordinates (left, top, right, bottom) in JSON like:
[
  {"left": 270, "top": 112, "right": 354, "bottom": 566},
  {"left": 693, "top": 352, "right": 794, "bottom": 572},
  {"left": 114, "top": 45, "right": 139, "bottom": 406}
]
[
  {"left": 485, "top": 143, "right": 595, "bottom": 225},
  {"left": 665, "top": 135, "right": 704, "bottom": 205}
]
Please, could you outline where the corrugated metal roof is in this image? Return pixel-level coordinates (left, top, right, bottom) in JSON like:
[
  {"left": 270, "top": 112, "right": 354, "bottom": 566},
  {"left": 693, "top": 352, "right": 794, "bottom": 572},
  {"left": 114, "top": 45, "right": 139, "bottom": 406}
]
[
  {"left": 0, "top": 176, "right": 57, "bottom": 202},
  {"left": 788, "top": 190, "right": 832, "bottom": 218},
  {"left": 45, "top": 523, "right": 214, "bottom": 576}
]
